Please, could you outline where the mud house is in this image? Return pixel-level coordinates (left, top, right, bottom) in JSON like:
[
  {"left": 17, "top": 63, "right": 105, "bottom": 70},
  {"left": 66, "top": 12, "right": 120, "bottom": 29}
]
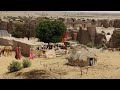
[{"left": 67, "top": 45, "right": 97, "bottom": 66}]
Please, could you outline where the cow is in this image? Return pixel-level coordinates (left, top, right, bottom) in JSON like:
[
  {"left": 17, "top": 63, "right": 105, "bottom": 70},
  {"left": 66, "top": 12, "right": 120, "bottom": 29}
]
[
  {"left": 0, "top": 46, "right": 5, "bottom": 56},
  {"left": 3, "top": 46, "right": 13, "bottom": 56}
]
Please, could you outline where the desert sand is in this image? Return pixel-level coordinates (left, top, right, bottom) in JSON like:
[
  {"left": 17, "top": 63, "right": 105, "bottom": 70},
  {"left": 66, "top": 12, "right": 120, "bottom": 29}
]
[{"left": 0, "top": 49, "right": 120, "bottom": 79}]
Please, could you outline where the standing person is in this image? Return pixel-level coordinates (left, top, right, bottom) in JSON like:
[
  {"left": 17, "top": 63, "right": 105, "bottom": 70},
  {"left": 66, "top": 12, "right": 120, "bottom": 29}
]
[
  {"left": 30, "top": 48, "right": 33, "bottom": 59},
  {"left": 15, "top": 47, "right": 19, "bottom": 59},
  {"left": 18, "top": 47, "right": 21, "bottom": 59}
]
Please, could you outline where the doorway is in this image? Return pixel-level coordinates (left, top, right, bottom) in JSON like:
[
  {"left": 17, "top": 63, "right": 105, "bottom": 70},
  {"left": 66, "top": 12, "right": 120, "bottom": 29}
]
[{"left": 89, "top": 58, "right": 93, "bottom": 66}]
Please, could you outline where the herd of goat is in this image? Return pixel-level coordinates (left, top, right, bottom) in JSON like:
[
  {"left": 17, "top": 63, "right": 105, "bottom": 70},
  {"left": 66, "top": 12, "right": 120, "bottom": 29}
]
[
  {"left": 0, "top": 43, "right": 67, "bottom": 58},
  {"left": 0, "top": 42, "right": 120, "bottom": 58},
  {"left": 36, "top": 43, "right": 67, "bottom": 51}
]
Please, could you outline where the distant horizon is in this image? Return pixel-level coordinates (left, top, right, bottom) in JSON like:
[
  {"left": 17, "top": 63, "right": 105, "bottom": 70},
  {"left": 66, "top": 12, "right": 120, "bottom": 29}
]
[
  {"left": 1, "top": 11, "right": 120, "bottom": 13},
  {"left": 0, "top": 11, "right": 120, "bottom": 19},
  {"left": 65, "top": 11, "right": 120, "bottom": 13}
]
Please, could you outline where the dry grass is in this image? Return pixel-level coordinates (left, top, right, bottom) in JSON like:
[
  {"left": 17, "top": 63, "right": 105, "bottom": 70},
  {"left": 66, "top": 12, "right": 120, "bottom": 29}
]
[{"left": 0, "top": 49, "right": 120, "bottom": 79}]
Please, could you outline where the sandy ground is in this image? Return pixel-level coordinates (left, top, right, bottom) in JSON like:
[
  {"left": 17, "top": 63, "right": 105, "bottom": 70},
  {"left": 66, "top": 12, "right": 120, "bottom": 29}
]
[{"left": 0, "top": 49, "right": 120, "bottom": 79}]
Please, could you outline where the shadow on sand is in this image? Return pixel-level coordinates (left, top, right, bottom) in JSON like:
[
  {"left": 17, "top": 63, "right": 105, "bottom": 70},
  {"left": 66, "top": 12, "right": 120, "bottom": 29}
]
[{"left": 5, "top": 69, "right": 57, "bottom": 79}]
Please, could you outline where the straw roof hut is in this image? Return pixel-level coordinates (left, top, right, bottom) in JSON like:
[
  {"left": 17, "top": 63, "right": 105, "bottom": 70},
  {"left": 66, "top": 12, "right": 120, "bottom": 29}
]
[{"left": 67, "top": 45, "right": 97, "bottom": 67}]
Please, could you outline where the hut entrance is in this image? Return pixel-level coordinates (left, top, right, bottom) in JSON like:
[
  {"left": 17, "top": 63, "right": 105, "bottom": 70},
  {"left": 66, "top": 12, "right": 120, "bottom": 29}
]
[{"left": 89, "top": 58, "right": 94, "bottom": 66}]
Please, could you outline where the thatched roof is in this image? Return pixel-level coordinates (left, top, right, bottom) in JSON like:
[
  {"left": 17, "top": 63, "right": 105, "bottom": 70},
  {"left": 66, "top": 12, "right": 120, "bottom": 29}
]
[
  {"left": 68, "top": 45, "right": 96, "bottom": 62},
  {"left": 72, "top": 44, "right": 88, "bottom": 51},
  {"left": 69, "top": 50, "right": 95, "bottom": 61}
]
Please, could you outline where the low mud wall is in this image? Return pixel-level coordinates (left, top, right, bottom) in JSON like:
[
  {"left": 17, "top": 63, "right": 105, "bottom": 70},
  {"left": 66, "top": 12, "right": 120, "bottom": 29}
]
[{"left": 0, "top": 38, "right": 41, "bottom": 56}]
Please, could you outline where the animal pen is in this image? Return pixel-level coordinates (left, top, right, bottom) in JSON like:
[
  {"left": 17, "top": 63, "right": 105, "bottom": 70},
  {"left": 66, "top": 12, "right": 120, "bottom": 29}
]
[{"left": 0, "top": 37, "right": 43, "bottom": 57}]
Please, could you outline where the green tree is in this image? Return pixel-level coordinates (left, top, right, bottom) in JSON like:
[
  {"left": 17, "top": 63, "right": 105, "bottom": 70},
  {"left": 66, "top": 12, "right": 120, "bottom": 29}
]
[
  {"left": 11, "top": 23, "right": 25, "bottom": 38},
  {"left": 11, "top": 16, "right": 36, "bottom": 40},
  {"left": 36, "top": 20, "right": 67, "bottom": 43},
  {"left": 23, "top": 17, "right": 35, "bottom": 40}
]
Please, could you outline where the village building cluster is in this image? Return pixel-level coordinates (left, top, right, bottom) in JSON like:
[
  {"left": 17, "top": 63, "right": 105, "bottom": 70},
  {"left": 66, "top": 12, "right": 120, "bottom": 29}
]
[{"left": 0, "top": 16, "right": 120, "bottom": 67}]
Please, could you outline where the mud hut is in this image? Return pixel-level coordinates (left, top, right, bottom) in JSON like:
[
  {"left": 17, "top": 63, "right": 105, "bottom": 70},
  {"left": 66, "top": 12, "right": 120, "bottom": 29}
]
[{"left": 67, "top": 45, "right": 97, "bottom": 67}]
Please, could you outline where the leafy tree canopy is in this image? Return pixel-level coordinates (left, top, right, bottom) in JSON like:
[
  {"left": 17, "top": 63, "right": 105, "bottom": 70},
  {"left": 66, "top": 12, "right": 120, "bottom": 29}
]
[{"left": 36, "top": 20, "right": 67, "bottom": 43}]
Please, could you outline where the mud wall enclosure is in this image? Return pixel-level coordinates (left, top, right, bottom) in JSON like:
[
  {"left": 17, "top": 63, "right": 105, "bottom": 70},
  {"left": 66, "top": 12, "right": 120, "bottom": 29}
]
[{"left": 0, "top": 38, "right": 40, "bottom": 56}]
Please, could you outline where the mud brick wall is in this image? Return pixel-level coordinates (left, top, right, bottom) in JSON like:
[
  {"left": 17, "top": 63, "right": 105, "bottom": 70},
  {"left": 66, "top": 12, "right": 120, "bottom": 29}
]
[
  {"left": 87, "top": 25, "right": 96, "bottom": 43},
  {"left": 0, "top": 38, "right": 13, "bottom": 46},
  {"left": 77, "top": 27, "right": 91, "bottom": 45}
]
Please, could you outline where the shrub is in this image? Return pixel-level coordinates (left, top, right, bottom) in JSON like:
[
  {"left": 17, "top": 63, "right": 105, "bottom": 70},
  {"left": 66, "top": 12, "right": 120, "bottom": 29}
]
[
  {"left": 95, "top": 44, "right": 103, "bottom": 49},
  {"left": 11, "top": 31, "right": 23, "bottom": 38},
  {"left": 86, "top": 42, "right": 95, "bottom": 48},
  {"left": 8, "top": 61, "right": 23, "bottom": 72},
  {"left": 21, "top": 52, "right": 29, "bottom": 57},
  {"left": 22, "top": 59, "right": 31, "bottom": 68}
]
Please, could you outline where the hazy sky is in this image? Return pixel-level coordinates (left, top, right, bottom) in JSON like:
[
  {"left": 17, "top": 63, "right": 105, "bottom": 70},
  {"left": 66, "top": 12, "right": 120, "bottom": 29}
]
[
  {"left": 2, "top": 11, "right": 120, "bottom": 13},
  {"left": 63, "top": 11, "right": 120, "bottom": 13}
]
